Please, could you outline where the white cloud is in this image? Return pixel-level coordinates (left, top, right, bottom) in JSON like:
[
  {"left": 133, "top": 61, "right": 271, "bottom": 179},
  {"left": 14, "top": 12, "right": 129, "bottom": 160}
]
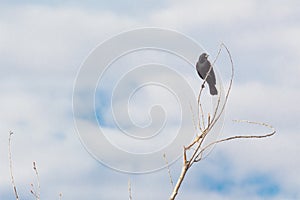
[
  {"left": 226, "top": 82, "right": 300, "bottom": 129},
  {"left": 148, "top": 0, "right": 255, "bottom": 30},
  {"left": 0, "top": 5, "right": 137, "bottom": 72}
]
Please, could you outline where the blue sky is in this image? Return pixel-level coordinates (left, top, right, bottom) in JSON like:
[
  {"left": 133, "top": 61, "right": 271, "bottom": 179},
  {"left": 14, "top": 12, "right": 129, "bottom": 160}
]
[{"left": 0, "top": 0, "right": 300, "bottom": 199}]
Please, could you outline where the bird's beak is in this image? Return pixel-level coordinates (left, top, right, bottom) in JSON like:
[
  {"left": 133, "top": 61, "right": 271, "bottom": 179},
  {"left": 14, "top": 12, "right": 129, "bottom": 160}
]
[{"left": 205, "top": 54, "right": 209, "bottom": 58}]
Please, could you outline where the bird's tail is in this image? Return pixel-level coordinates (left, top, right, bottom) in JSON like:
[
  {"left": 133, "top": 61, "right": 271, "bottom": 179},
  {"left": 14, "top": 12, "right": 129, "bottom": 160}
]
[{"left": 209, "top": 84, "right": 218, "bottom": 95}]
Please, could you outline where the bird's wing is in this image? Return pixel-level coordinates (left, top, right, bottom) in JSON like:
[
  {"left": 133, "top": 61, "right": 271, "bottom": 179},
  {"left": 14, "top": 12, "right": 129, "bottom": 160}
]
[
  {"left": 206, "top": 60, "right": 216, "bottom": 85},
  {"left": 210, "top": 65, "right": 217, "bottom": 85},
  {"left": 196, "top": 61, "right": 204, "bottom": 79}
]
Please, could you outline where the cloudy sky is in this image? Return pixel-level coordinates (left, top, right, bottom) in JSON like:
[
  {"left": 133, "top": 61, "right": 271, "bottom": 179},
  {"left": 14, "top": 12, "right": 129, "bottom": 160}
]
[{"left": 1, "top": 0, "right": 300, "bottom": 199}]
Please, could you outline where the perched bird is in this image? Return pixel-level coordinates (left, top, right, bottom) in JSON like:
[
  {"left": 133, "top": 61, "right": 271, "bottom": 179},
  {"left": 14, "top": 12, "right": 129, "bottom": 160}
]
[{"left": 196, "top": 53, "right": 218, "bottom": 95}]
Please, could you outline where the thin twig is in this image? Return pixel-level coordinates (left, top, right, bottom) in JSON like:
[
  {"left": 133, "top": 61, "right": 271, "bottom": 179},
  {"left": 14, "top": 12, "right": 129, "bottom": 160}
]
[
  {"left": 128, "top": 177, "right": 132, "bottom": 200},
  {"left": 194, "top": 120, "right": 276, "bottom": 162},
  {"left": 163, "top": 154, "right": 174, "bottom": 188},
  {"left": 30, "top": 161, "right": 40, "bottom": 200},
  {"left": 30, "top": 183, "right": 36, "bottom": 198},
  {"left": 197, "top": 57, "right": 212, "bottom": 131},
  {"left": 209, "top": 43, "right": 234, "bottom": 129},
  {"left": 189, "top": 102, "right": 198, "bottom": 133},
  {"left": 209, "top": 42, "right": 224, "bottom": 125},
  {"left": 197, "top": 98, "right": 205, "bottom": 132},
  {"left": 30, "top": 189, "right": 39, "bottom": 199},
  {"left": 8, "top": 131, "right": 19, "bottom": 200}
]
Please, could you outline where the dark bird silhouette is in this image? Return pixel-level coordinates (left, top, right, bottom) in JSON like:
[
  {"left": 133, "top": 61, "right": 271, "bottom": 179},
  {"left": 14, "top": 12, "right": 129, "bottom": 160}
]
[{"left": 196, "top": 53, "right": 218, "bottom": 95}]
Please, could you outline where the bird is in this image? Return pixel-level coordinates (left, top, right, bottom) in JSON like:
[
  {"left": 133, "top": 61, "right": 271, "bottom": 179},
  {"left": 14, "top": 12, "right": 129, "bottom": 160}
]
[{"left": 196, "top": 53, "right": 218, "bottom": 95}]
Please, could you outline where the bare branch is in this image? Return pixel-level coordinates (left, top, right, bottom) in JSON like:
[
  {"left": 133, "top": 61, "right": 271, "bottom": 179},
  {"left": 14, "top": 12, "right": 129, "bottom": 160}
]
[
  {"left": 169, "top": 147, "right": 189, "bottom": 200},
  {"left": 8, "top": 131, "right": 19, "bottom": 200},
  {"left": 209, "top": 43, "right": 234, "bottom": 129}
]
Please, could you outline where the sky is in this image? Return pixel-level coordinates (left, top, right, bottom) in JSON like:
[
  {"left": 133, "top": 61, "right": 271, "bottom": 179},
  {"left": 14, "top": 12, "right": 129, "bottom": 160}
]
[{"left": 0, "top": 0, "right": 300, "bottom": 199}]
